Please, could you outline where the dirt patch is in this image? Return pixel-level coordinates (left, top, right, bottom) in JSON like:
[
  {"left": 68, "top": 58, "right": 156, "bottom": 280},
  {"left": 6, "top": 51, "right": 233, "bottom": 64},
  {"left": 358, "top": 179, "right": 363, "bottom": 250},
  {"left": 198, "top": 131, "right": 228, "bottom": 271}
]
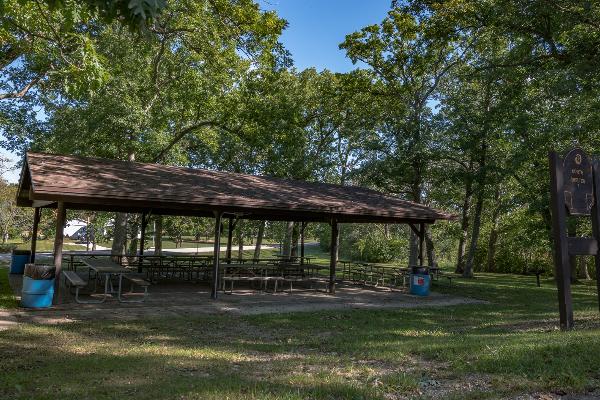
[{"left": 2, "top": 282, "right": 487, "bottom": 327}]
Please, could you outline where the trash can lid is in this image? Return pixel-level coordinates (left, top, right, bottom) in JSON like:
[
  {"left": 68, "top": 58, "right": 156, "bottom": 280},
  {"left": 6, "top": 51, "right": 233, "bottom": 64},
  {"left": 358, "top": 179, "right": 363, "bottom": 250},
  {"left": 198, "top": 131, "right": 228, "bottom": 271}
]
[
  {"left": 12, "top": 249, "right": 32, "bottom": 255},
  {"left": 411, "top": 266, "right": 429, "bottom": 275},
  {"left": 24, "top": 264, "right": 56, "bottom": 280}
]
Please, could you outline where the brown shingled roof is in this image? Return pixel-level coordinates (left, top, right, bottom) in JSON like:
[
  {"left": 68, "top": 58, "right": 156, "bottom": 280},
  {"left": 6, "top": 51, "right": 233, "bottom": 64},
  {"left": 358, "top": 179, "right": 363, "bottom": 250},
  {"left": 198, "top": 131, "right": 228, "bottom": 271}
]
[{"left": 16, "top": 152, "right": 454, "bottom": 224}]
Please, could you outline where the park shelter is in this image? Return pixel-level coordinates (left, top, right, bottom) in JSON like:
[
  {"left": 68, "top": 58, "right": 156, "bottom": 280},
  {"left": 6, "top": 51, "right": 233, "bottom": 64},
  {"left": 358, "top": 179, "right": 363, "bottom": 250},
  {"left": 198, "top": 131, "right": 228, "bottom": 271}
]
[{"left": 16, "top": 152, "right": 454, "bottom": 302}]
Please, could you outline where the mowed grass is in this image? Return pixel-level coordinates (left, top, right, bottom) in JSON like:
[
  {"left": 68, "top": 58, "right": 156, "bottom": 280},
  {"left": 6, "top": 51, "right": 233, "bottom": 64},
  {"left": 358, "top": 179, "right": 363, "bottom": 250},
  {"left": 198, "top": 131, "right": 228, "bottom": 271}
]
[
  {"left": 0, "top": 268, "right": 18, "bottom": 308},
  {"left": 0, "top": 271, "right": 599, "bottom": 399},
  {"left": 13, "top": 239, "right": 89, "bottom": 252}
]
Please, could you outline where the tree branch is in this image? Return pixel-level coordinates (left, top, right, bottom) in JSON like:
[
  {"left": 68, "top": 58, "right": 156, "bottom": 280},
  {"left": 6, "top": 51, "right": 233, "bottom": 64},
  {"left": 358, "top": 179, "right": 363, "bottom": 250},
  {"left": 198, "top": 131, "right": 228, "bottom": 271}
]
[
  {"left": 153, "top": 120, "right": 239, "bottom": 162},
  {"left": 0, "top": 73, "right": 45, "bottom": 100}
]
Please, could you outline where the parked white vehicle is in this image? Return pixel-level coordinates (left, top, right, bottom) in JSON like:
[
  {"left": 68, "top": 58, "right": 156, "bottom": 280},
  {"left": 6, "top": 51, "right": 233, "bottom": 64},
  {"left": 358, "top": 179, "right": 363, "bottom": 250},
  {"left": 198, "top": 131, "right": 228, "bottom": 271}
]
[{"left": 64, "top": 219, "right": 87, "bottom": 239}]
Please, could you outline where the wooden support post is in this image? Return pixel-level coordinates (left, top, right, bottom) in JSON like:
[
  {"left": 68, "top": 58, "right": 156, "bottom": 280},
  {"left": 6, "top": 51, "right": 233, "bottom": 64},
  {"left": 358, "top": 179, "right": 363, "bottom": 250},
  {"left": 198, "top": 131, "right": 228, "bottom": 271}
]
[
  {"left": 592, "top": 161, "right": 600, "bottom": 314},
  {"left": 419, "top": 223, "right": 425, "bottom": 266},
  {"left": 329, "top": 219, "right": 339, "bottom": 294},
  {"left": 549, "top": 152, "right": 574, "bottom": 330},
  {"left": 30, "top": 207, "right": 41, "bottom": 264},
  {"left": 300, "top": 222, "right": 307, "bottom": 265},
  {"left": 52, "top": 202, "right": 67, "bottom": 305},
  {"left": 226, "top": 217, "right": 234, "bottom": 264},
  {"left": 211, "top": 211, "right": 223, "bottom": 299},
  {"left": 138, "top": 212, "right": 148, "bottom": 272}
]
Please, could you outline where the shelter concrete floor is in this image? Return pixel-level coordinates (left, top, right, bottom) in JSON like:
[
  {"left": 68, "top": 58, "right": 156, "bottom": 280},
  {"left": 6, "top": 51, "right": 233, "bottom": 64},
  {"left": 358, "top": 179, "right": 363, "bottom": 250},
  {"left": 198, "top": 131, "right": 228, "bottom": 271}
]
[{"left": 3, "top": 268, "right": 486, "bottom": 327}]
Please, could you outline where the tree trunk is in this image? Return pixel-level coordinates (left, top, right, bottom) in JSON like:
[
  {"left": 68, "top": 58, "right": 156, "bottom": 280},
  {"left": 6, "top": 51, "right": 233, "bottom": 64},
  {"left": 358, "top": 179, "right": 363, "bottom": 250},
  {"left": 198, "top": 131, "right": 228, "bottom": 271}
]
[
  {"left": 112, "top": 150, "right": 136, "bottom": 260},
  {"left": 464, "top": 188, "right": 484, "bottom": 278},
  {"left": 253, "top": 221, "right": 265, "bottom": 260},
  {"left": 154, "top": 216, "right": 163, "bottom": 256},
  {"left": 456, "top": 165, "right": 474, "bottom": 274},
  {"left": 409, "top": 181, "right": 422, "bottom": 266},
  {"left": 283, "top": 221, "right": 294, "bottom": 257},
  {"left": 424, "top": 226, "right": 437, "bottom": 267},
  {"left": 111, "top": 212, "right": 128, "bottom": 259},
  {"left": 485, "top": 188, "right": 501, "bottom": 272},
  {"left": 409, "top": 231, "right": 419, "bottom": 266},
  {"left": 237, "top": 220, "right": 244, "bottom": 260},
  {"left": 91, "top": 224, "right": 96, "bottom": 251},
  {"left": 291, "top": 222, "right": 300, "bottom": 257},
  {"left": 90, "top": 214, "right": 97, "bottom": 251},
  {"left": 86, "top": 215, "right": 91, "bottom": 251},
  {"left": 578, "top": 257, "right": 591, "bottom": 280},
  {"left": 128, "top": 216, "right": 139, "bottom": 257},
  {"left": 461, "top": 77, "right": 492, "bottom": 277}
]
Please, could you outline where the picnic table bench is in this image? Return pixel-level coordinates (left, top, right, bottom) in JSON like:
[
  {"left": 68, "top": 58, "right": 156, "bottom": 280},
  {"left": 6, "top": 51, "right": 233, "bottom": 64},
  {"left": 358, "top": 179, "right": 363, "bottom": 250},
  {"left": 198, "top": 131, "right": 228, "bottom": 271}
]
[
  {"left": 221, "top": 264, "right": 280, "bottom": 293},
  {"left": 63, "top": 270, "right": 108, "bottom": 304},
  {"left": 118, "top": 274, "right": 151, "bottom": 302}
]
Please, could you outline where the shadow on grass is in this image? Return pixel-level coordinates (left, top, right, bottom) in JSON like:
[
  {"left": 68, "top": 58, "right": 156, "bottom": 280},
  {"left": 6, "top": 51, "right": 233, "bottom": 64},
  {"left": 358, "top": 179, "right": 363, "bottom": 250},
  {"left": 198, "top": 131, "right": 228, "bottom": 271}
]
[{"left": 1, "top": 272, "right": 599, "bottom": 399}]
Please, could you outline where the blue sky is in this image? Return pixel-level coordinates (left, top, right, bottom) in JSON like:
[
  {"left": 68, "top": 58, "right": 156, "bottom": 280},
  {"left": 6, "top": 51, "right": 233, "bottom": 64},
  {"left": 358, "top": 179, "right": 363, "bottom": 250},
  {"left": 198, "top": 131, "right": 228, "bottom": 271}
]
[
  {"left": 261, "top": 0, "right": 391, "bottom": 72},
  {"left": 2, "top": 1, "right": 392, "bottom": 183}
]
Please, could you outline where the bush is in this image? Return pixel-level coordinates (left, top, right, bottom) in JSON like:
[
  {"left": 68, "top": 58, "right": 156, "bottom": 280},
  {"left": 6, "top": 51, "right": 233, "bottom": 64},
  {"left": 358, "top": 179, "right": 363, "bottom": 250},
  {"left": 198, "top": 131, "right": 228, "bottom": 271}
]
[
  {"left": 317, "top": 223, "right": 410, "bottom": 263},
  {"left": 353, "top": 232, "right": 404, "bottom": 263}
]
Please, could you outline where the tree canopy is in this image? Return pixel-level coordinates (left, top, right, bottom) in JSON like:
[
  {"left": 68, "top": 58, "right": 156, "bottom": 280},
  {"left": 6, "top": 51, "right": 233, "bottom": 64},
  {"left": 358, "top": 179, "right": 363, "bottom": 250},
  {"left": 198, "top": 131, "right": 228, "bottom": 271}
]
[{"left": 2, "top": 0, "right": 600, "bottom": 277}]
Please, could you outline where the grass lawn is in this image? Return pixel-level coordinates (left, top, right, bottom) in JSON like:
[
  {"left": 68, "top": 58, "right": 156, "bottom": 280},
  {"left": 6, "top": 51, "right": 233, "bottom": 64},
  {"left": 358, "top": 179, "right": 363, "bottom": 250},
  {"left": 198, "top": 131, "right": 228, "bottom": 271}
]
[
  {"left": 158, "top": 237, "right": 282, "bottom": 250},
  {"left": 12, "top": 239, "right": 88, "bottom": 252},
  {"left": 1, "top": 268, "right": 599, "bottom": 399},
  {"left": 0, "top": 267, "right": 18, "bottom": 309}
]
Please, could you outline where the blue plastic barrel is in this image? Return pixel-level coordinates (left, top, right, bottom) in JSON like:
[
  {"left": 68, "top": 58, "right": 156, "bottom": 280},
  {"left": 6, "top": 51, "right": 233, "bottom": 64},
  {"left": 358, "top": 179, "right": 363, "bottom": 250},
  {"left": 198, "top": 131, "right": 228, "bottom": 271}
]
[
  {"left": 409, "top": 272, "right": 431, "bottom": 296},
  {"left": 10, "top": 250, "right": 31, "bottom": 274},
  {"left": 21, "top": 277, "right": 55, "bottom": 308}
]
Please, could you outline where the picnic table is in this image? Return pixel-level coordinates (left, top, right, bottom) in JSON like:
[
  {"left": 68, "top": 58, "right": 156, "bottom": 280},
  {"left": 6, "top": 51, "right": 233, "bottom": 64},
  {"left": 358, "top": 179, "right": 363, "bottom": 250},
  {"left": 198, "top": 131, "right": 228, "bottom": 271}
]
[
  {"left": 340, "top": 261, "right": 410, "bottom": 287},
  {"left": 80, "top": 258, "right": 149, "bottom": 302},
  {"left": 274, "top": 255, "right": 314, "bottom": 264}
]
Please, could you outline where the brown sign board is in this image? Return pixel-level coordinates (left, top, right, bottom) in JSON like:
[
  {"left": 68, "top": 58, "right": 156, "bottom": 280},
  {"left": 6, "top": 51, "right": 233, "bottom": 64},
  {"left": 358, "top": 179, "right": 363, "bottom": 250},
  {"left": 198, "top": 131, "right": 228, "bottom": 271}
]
[{"left": 563, "top": 148, "right": 594, "bottom": 216}]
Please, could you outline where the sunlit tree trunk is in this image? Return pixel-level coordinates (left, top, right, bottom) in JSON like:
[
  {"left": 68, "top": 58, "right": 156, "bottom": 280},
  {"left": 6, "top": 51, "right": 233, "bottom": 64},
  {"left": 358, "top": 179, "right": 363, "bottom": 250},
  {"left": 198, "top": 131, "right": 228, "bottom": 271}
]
[
  {"left": 283, "top": 221, "right": 294, "bottom": 257},
  {"left": 111, "top": 212, "right": 128, "bottom": 259},
  {"left": 86, "top": 215, "right": 91, "bottom": 251},
  {"left": 580, "top": 257, "right": 591, "bottom": 280},
  {"left": 253, "top": 220, "right": 265, "bottom": 260}
]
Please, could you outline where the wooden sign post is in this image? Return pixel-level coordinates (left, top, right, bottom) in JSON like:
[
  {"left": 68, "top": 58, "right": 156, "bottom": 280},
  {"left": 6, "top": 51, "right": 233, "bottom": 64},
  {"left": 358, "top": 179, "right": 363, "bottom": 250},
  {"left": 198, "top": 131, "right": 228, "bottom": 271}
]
[{"left": 549, "top": 148, "right": 600, "bottom": 330}]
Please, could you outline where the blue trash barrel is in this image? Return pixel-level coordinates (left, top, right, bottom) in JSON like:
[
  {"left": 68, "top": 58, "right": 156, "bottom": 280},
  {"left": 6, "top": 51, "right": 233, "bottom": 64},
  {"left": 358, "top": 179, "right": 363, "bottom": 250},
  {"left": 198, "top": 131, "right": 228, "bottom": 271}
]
[
  {"left": 409, "top": 266, "right": 430, "bottom": 296},
  {"left": 21, "top": 277, "right": 55, "bottom": 308},
  {"left": 10, "top": 249, "right": 31, "bottom": 274},
  {"left": 21, "top": 264, "right": 56, "bottom": 308}
]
